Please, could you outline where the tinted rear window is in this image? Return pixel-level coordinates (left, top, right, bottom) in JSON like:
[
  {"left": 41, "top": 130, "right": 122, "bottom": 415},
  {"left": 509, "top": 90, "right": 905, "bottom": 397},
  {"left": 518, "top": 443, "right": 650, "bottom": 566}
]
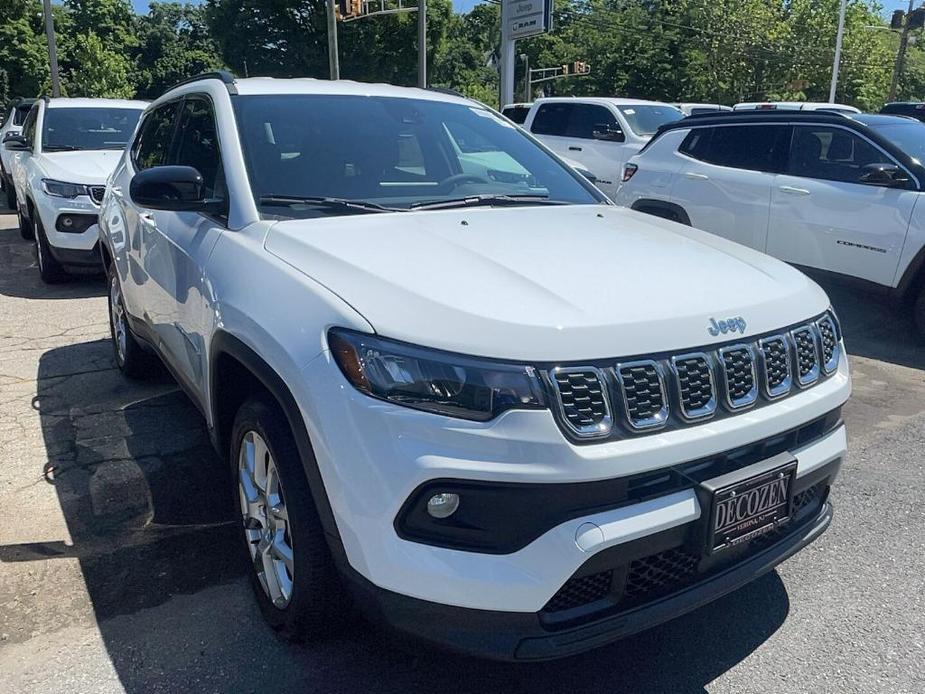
[
  {"left": 502, "top": 106, "right": 530, "bottom": 124},
  {"left": 680, "top": 124, "right": 791, "bottom": 173},
  {"left": 530, "top": 103, "right": 571, "bottom": 136}
]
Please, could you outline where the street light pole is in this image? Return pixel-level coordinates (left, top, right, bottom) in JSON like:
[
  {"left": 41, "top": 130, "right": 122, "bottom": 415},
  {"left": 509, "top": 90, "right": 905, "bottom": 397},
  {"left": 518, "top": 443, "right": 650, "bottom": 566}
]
[
  {"left": 890, "top": 0, "right": 916, "bottom": 101},
  {"left": 418, "top": 0, "right": 427, "bottom": 88},
  {"left": 326, "top": 0, "right": 340, "bottom": 80},
  {"left": 829, "top": 0, "right": 847, "bottom": 103},
  {"left": 41, "top": 0, "right": 61, "bottom": 97},
  {"left": 521, "top": 54, "right": 530, "bottom": 102}
]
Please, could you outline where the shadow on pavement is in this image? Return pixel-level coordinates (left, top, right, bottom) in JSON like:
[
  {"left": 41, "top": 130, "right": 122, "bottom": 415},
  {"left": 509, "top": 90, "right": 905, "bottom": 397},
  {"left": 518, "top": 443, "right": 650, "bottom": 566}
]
[
  {"left": 0, "top": 217, "right": 105, "bottom": 300},
  {"left": 19, "top": 338, "right": 791, "bottom": 693}
]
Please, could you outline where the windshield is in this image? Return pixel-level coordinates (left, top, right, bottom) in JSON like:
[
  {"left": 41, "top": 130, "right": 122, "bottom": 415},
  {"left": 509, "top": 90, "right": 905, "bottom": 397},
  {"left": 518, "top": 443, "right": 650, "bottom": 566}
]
[
  {"left": 868, "top": 122, "right": 925, "bottom": 165},
  {"left": 42, "top": 107, "right": 142, "bottom": 151},
  {"left": 233, "top": 95, "right": 601, "bottom": 218},
  {"left": 617, "top": 104, "right": 683, "bottom": 136}
]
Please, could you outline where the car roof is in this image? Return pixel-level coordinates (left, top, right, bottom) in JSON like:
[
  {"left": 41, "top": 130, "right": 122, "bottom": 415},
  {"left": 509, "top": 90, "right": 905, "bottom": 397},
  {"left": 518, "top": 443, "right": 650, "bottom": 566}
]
[
  {"left": 229, "top": 77, "right": 476, "bottom": 106},
  {"left": 45, "top": 97, "right": 148, "bottom": 110},
  {"left": 734, "top": 101, "right": 860, "bottom": 113},
  {"left": 852, "top": 113, "right": 920, "bottom": 126},
  {"left": 533, "top": 96, "right": 679, "bottom": 108}
]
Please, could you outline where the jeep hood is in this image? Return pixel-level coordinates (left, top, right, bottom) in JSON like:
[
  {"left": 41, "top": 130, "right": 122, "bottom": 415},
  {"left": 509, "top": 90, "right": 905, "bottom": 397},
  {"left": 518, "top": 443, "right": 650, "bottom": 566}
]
[
  {"left": 265, "top": 205, "right": 830, "bottom": 361},
  {"left": 40, "top": 150, "right": 121, "bottom": 184}
]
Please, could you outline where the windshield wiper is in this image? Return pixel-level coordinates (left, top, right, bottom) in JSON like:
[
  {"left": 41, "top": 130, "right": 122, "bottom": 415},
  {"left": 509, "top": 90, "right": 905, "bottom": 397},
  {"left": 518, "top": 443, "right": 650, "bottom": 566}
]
[
  {"left": 43, "top": 144, "right": 83, "bottom": 152},
  {"left": 410, "top": 194, "right": 564, "bottom": 211},
  {"left": 259, "top": 195, "right": 403, "bottom": 214}
]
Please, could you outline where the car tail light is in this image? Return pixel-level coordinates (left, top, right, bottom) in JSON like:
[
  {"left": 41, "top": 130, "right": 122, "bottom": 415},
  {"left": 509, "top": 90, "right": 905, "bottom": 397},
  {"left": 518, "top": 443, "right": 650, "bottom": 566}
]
[{"left": 623, "top": 163, "right": 638, "bottom": 182}]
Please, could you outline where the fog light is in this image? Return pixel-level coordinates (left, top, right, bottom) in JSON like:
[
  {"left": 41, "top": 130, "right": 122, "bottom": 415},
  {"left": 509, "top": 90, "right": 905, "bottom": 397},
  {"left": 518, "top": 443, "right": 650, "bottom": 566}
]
[
  {"left": 426, "top": 493, "right": 460, "bottom": 519},
  {"left": 61, "top": 216, "right": 74, "bottom": 229}
]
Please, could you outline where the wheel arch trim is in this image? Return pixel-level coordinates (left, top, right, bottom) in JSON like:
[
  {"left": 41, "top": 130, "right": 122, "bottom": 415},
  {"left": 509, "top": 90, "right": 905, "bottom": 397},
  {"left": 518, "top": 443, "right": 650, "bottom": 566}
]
[{"left": 630, "top": 198, "right": 692, "bottom": 226}]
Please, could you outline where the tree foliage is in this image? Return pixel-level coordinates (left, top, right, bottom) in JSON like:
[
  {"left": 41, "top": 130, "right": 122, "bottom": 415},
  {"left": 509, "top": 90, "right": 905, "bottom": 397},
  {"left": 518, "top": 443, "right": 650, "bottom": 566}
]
[{"left": 0, "top": 0, "right": 919, "bottom": 113}]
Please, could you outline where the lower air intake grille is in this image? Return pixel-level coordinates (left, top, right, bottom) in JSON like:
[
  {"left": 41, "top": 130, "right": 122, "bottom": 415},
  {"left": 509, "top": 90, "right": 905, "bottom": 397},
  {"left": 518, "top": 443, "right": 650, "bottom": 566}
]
[
  {"left": 758, "top": 336, "right": 792, "bottom": 398},
  {"left": 792, "top": 326, "right": 820, "bottom": 385},
  {"left": 624, "top": 548, "right": 699, "bottom": 602},
  {"left": 550, "top": 368, "right": 611, "bottom": 438},
  {"left": 719, "top": 345, "right": 758, "bottom": 409},
  {"left": 544, "top": 570, "right": 613, "bottom": 613},
  {"left": 616, "top": 361, "right": 667, "bottom": 430},
  {"left": 89, "top": 186, "right": 106, "bottom": 204}
]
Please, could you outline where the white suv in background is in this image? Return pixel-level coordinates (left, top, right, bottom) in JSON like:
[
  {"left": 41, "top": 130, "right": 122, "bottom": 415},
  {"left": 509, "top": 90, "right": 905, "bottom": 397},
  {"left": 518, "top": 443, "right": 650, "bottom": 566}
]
[
  {"left": 5, "top": 97, "right": 146, "bottom": 282},
  {"left": 99, "top": 73, "right": 849, "bottom": 660},
  {"left": 615, "top": 110, "right": 925, "bottom": 337},
  {"left": 523, "top": 97, "right": 683, "bottom": 198},
  {"left": 0, "top": 98, "right": 37, "bottom": 209}
]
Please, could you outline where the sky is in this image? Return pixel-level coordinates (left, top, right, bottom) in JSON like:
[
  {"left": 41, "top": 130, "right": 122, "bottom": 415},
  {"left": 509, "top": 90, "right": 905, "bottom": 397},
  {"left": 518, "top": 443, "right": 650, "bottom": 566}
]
[{"left": 129, "top": 0, "right": 480, "bottom": 12}]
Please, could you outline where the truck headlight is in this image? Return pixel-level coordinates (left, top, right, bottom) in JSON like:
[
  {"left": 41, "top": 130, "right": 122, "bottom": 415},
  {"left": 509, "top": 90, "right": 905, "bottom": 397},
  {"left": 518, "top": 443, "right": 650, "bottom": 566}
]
[
  {"left": 42, "top": 179, "right": 89, "bottom": 198},
  {"left": 328, "top": 329, "right": 546, "bottom": 421}
]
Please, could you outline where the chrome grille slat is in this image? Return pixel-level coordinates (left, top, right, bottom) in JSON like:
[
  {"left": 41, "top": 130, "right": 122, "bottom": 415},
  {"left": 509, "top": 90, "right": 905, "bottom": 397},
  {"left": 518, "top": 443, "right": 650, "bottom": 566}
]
[
  {"left": 791, "top": 325, "right": 820, "bottom": 386},
  {"left": 549, "top": 367, "right": 612, "bottom": 439},
  {"left": 757, "top": 335, "right": 793, "bottom": 399},
  {"left": 815, "top": 315, "right": 840, "bottom": 374},
  {"left": 718, "top": 344, "right": 758, "bottom": 409},
  {"left": 671, "top": 353, "right": 716, "bottom": 421},
  {"left": 615, "top": 360, "right": 668, "bottom": 430}
]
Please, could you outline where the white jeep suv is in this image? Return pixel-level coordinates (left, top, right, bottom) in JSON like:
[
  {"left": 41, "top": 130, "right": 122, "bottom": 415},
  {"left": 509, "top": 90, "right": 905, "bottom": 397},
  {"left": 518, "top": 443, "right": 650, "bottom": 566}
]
[
  {"left": 99, "top": 73, "right": 850, "bottom": 660},
  {"left": 615, "top": 110, "right": 925, "bottom": 338},
  {"left": 523, "top": 97, "right": 683, "bottom": 198},
  {"left": 5, "top": 97, "right": 146, "bottom": 282}
]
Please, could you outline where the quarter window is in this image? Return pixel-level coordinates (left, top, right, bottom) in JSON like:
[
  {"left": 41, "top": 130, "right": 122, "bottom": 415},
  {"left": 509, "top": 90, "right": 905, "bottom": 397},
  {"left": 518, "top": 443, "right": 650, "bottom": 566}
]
[
  {"left": 788, "top": 126, "right": 895, "bottom": 184},
  {"left": 132, "top": 101, "right": 179, "bottom": 170}
]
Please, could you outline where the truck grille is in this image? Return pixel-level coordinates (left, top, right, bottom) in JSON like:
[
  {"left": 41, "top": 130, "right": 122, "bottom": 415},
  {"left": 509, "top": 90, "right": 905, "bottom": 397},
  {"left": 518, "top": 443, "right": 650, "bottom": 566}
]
[
  {"left": 546, "top": 312, "right": 839, "bottom": 440},
  {"left": 615, "top": 360, "right": 668, "bottom": 430},
  {"left": 672, "top": 353, "right": 716, "bottom": 420},
  {"left": 791, "top": 326, "right": 820, "bottom": 386},
  {"left": 549, "top": 368, "right": 612, "bottom": 438},
  {"left": 89, "top": 186, "right": 106, "bottom": 204},
  {"left": 718, "top": 345, "right": 758, "bottom": 409}
]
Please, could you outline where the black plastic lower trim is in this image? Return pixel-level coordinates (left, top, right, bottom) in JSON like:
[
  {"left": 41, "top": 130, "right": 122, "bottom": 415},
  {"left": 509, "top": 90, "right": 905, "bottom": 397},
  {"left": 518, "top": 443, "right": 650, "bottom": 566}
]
[
  {"left": 345, "top": 500, "right": 834, "bottom": 661},
  {"left": 48, "top": 241, "right": 103, "bottom": 269}
]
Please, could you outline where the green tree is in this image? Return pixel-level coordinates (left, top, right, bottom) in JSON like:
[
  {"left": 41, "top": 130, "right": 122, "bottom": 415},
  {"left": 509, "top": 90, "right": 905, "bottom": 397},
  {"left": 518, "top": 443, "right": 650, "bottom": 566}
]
[
  {"left": 65, "top": 31, "right": 135, "bottom": 98},
  {"left": 0, "top": 0, "right": 49, "bottom": 100}
]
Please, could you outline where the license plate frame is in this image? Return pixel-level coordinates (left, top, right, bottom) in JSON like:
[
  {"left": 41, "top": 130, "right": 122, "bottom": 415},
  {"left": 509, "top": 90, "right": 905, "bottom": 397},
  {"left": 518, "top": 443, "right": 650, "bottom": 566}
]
[{"left": 702, "top": 452, "right": 798, "bottom": 554}]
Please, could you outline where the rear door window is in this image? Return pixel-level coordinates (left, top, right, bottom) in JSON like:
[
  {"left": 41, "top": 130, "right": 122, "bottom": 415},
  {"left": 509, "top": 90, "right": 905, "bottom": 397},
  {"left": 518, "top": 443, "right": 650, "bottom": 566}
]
[
  {"left": 530, "top": 103, "right": 572, "bottom": 136},
  {"left": 695, "top": 124, "right": 791, "bottom": 173}
]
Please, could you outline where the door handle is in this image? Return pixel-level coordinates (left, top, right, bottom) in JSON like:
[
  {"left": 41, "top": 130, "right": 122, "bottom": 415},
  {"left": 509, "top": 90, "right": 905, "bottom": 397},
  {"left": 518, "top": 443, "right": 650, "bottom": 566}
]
[
  {"left": 779, "top": 185, "right": 810, "bottom": 196},
  {"left": 684, "top": 172, "right": 709, "bottom": 180},
  {"left": 568, "top": 146, "right": 583, "bottom": 152}
]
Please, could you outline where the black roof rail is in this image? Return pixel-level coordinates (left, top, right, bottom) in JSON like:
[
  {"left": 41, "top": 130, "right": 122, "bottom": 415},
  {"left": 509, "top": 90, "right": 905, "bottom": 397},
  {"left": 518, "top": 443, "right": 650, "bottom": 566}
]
[
  {"left": 168, "top": 70, "right": 238, "bottom": 95},
  {"left": 684, "top": 109, "right": 852, "bottom": 120},
  {"left": 427, "top": 86, "right": 469, "bottom": 99}
]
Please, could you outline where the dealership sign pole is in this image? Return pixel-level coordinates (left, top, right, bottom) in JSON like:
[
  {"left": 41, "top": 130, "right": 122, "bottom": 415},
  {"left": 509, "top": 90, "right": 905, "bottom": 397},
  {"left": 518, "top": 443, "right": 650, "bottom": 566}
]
[
  {"left": 500, "top": 0, "right": 553, "bottom": 107},
  {"left": 41, "top": 0, "right": 61, "bottom": 98}
]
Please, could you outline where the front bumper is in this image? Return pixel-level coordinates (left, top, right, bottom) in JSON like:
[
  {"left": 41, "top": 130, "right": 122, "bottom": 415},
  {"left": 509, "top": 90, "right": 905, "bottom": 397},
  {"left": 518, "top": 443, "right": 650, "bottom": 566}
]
[
  {"left": 33, "top": 191, "right": 102, "bottom": 266},
  {"left": 346, "top": 495, "right": 834, "bottom": 660}
]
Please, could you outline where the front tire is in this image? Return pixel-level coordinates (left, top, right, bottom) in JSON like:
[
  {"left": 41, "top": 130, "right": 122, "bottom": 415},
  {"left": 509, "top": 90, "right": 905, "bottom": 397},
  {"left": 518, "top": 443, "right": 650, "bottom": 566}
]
[
  {"left": 107, "top": 265, "right": 151, "bottom": 378},
  {"left": 17, "top": 204, "right": 33, "bottom": 240},
  {"left": 34, "top": 216, "right": 67, "bottom": 283},
  {"left": 231, "top": 395, "right": 341, "bottom": 641},
  {"left": 4, "top": 178, "right": 15, "bottom": 211}
]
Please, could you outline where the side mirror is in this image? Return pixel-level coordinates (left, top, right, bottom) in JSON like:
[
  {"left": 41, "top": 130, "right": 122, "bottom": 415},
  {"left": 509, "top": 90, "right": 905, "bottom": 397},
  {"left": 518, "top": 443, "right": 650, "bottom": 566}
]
[
  {"left": 4, "top": 134, "right": 30, "bottom": 151},
  {"left": 130, "top": 165, "right": 221, "bottom": 212},
  {"left": 592, "top": 124, "right": 625, "bottom": 142},
  {"left": 859, "top": 163, "right": 910, "bottom": 188},
  {"left": 3, "top": 131, "right": 20, "bottom": 143}
]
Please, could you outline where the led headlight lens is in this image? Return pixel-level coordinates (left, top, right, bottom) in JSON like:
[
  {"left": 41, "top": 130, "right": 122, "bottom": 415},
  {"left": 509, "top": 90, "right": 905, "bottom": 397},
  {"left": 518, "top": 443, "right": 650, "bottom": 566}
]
[
  {"left": 42, "top": 179, "right": 89, "bottom": 199},
  {"left": 328, "top": 329, "right": 546, "bottom": 421}
]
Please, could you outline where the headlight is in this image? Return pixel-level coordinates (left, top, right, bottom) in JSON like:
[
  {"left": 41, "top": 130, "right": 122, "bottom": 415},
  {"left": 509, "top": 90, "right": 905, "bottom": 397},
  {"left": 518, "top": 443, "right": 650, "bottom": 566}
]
[
  {"left": 328, "top": 329, "right": 546, "bottom": 421},
  {"left": 42, "top": 179, "right": 89, "bottom": 198}
]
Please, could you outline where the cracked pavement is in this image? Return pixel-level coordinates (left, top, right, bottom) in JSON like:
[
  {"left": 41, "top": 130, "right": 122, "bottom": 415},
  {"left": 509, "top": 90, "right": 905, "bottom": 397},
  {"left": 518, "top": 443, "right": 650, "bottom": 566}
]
[{"left": 0, "top": 214, "right": 923, "bottom": 693}]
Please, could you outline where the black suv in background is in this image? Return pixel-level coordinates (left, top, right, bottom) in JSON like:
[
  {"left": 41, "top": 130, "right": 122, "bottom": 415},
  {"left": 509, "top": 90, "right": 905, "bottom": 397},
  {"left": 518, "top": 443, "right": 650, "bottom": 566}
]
[{"left": 880, "top": 102, "right": 925, "bottom": 122}]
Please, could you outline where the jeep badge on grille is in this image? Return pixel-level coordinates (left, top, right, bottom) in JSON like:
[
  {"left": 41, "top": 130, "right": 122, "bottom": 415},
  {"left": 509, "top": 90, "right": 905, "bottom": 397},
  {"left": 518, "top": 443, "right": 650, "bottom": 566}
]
[{"left": 708, "top": 316, "right": 747, "bottom": 336}]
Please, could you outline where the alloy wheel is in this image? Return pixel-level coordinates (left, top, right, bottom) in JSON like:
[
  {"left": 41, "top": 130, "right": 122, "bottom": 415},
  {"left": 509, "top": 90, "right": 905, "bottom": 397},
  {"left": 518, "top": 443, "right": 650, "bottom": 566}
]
[
  {"left": 109, "top": 274, "right": 127, "bottom": 364},
  {"left": 238, "top": 430, "right": 294, "bottom": 608}
]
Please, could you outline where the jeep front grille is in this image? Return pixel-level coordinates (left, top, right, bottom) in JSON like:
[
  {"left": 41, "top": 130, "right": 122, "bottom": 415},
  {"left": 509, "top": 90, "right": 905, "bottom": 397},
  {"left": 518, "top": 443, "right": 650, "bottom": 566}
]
[
  {"left": 758, "top": 335, "right": 792, "bottom": 398},
  {"left": 546, "top": 312, "right": 840, "bottom": 441},
  {"left": 816, "top": 315, "right": 840, "bottom": 374},
  {"left": 718, "top": 345, "right": 758, "bottom": 409},
  {"left": 615, "top": 360, "right": 668, "bottom": 430},
  {"left": 671, "top": 353, "right": 716, "bottom": 420},
  {"left": 549, "top": 367, "right": 612, "bottom": 438},
  {"left": 791, "top": 326, "right": 820, "bottom": 386}
]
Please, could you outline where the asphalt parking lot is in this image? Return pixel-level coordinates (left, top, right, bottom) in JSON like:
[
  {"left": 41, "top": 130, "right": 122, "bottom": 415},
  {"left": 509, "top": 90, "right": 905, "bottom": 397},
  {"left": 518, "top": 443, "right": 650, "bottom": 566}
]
[{"left": 0, "top": 211, "right": 923, "bottom": 694}]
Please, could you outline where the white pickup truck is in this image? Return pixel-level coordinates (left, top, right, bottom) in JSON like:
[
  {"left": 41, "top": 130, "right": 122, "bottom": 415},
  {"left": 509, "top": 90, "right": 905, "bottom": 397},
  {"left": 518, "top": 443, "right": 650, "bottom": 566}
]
[{"left": 522, "top": 97, "right": 683, "bottom": 198}]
